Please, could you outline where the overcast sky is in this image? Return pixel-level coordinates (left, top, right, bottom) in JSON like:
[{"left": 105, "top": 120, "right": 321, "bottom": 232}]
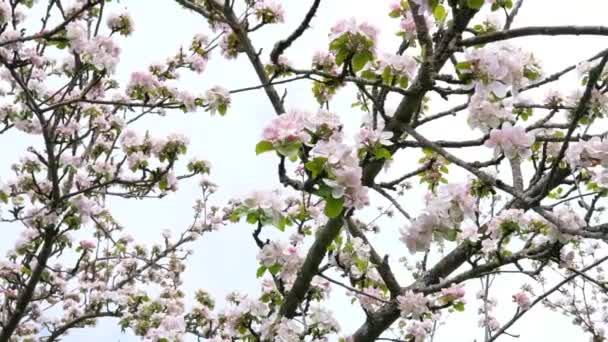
[{"left": 3, "top": 0, "right": 608, "bottom": 341}]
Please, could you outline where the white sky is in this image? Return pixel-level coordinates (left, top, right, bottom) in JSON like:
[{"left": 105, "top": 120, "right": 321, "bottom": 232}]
[{"left": 3, "top": 0, "right": 608, "bottom": 341}]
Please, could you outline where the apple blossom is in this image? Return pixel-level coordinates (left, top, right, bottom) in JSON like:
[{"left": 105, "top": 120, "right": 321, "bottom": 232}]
[
  {"left": 485, "top": 122, "right": 535, "bottom": 160},
  {"left": 512, "top": 292, "right": 532, "bottom": 310},
  {"left": 254, "top": 0, "right": 285, "bottom": 24},
  {"left": 397, "top": 291, "right": 429, "bottom": 318},
  {"left": 204, "top": 85, "right": 231, "bottom": 115}
]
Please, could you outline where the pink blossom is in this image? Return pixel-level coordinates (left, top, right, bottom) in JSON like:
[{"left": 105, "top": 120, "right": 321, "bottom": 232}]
[
  {"left": 127, "top": 71, "right": 161, "bottom": 96},
  {"left": 401, "top": 183, "right": 475, "bottom": 254},
  {"left": 406, "top": 319, "right": 434, "bottom": 342},
  {"left": 441, "top": 285, "right": 465, "bottom": 301},
  {"left": 356, "top": 124, "right": 394, "bottom": 148},
  {"left": 204, "top": 86, "right": 231, "bottom": 115},
  {"left": 458, "top": 225, "right": 480, "bottom": 242},
  {"left": 254, "top": 0, "right": 284, "bottom": 24},
  {"left": 464, "top": 43, "right": 539, "bottom": 97},
  {"left": 467, "top": 94, "right": 513, "bottom": 132},
  {"left": 487, "top": 209, "right": 528, "bottom": 239},
  {"left": 330, "top": 18, "right": 378, "bottom": 51},
  {"left": 262, "top": 110, "right": 308, "bottom": 144},
  {"left": 378, "top": 53, "right": 417, "bottom": 79},
  {"left": 397, "top": 291, "right": 429, "bottom": 318},
  {"left": 66, "top": 22, "right": 88, "bottom": 53},
  {"left": 485, "top": 123, "right": 535, "bottom": 160},
  {"left": 312, "top": 51, "right": 337, "bottom": 74},
  {"left": 79, "top": 240, "right": 96, "bottom": 250},
  {"left": 189, "top": 54, "right": 207, "bottom": 73},
  {"left": 244, "top": 190, "right": 282, "bottom": 212},
  {"left": 107, "top": 12, "right": 134, "bottom": 36},
  {"left": 512, "top": 291, "right": 531, "bottom": 310}
]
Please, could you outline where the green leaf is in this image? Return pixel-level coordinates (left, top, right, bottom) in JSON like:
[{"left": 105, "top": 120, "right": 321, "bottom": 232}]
[
  {"left": 456, "top": 61, "right": 472, "bottom": 70},
  {"left": 524, "top": 66, "right": 541, "bottom": 81},
  {"left": 355, "top": 258, "right": 368, "bottom": 272},
  {"left": 0, "top": 191, "right": 8, "bottom": 204},
  {"left": 382, "top": 67, "right": 393, "bottom": 85},
  {"left": 329, "top": 35, "right": 347, "bottom": 52},
  {"left": 21, "top": 265, "right": 31, "bottom": 276},
  {"left": 352, "top": 51, "right": 372, "bottom": 72},
  {"left": 361, "top": 70, "right": 377, "bottom": 80},
  {"left": 467, "top": 0, "right": 485, "bottom": 9},
  {"left": 374, "top": 147, "right": 393, "bottom": 160},
  {"left": 276, "top": 141, "right": 301, "bottom": 159},
  {"left": 324, "top": 196, "right": 344, "bottom": 218},
  {"left": 276, "top": 216, "right": 288, "bottom": 231},
  {"left": 316, "top": 185, "right": 333, "bottom": 198},
  {"left": 453, "top": 301, "right": 465, "bottom": 312},
  {"left": 246, "top": 212, "right": 259, "bottom": 224},
  {"left": 305, "top": 157, "right": 327, "bottom": 178},
  {"left": 433, "top": 5, "right": 447, "bottom": 21},
  {"left": 335, "top": 48, "right": 349, "bottom": 66},
  {"left": 269, "top": 263, "right": 282, "bottom": 275},
  {"left": 256, "top": 265, "right": 267, "bottom": 278},
  {"left": 48, "top": 38, "right": 69, "bottom": 49},
  {"left": 389, "top": 9, "right": 401, "bottom": 18},
  {"left": 229, "top": 212, "right": 240, "bottom": 222},
  {"left": 255, "top": 140, "right": 274, "bottom": 155},
  {"left": 218, "top": 103, "right": 227, "bottom": 116},
  {"left": 398, "top": 76, "right": 409, "bottom": 88},
  {"left": 159, "top": 177, "right": 168, "bottom": 191}
]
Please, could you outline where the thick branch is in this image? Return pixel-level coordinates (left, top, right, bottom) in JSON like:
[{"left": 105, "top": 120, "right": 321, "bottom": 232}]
[{"left": 278, "top": 215, "right": 345, "bottom": 318}]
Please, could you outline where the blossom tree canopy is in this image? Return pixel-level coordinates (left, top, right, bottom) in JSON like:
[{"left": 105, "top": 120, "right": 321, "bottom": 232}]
[{"left": 2, "top": 0, "right": 608, "bottom": 341}]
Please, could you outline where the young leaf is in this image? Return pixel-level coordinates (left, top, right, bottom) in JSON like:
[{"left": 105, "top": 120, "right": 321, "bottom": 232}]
[
  {"left": 433, "top": 5, "right": 447, "bottom": 21},
  {"left": 351, "top": 52, "right": 370, "bottom": 72},
  {"left": 255, "top": 140, "right": 274, "bottom": 155},
  {"left": 256, "top": 266, "right": 267, "bottom": 278},
  {"left": 269, "top": 263, "right": 282, "bottom": 275},
  {"left": 467, "top": 0, "right": 485, "bottom": 9},
  {"left": 324, "top": 196, "right": 344, "bottom": 218},
  {"left": 453, "top": 302, "right": 466, "bottom": 312},
  {"left": 305, "top": 158, "right": 327, "bottom": 178}
]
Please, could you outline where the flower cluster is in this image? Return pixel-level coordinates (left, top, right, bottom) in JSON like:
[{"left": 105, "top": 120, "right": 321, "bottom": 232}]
[
  {"left": 566, "top": 137, "right": 608, "bottom": 169},
  {"left": 401, "top": 183, "right": 476, "bottom": 253},
  {"left": 467, "top": 94, "right": 514, "bottom": 132},
  {"left": 329, "top": 18, "right": 379, "bottom": 71},
  {"left": 487, "top": 209, "right": 528, "bottom": 239},
  {"left": 330, "top": 18, "right": 379, "bottom": 50},
  {"left": 512, "top": 291, "right": 532, "bottom": 310},
  {"left": 204, "top": 86, "right": 231, "bottom": 115},
  {"left": 374, "top": 53, "right": 418, "bottom": 87},
  {"left": 107, "top": 12, "right": 134, "bottom": 36},
  {"left": 484, "top": 123, "right": 535, "bottom": 160},
  {"left": 257, "top": 240, "right": 303, "bottom": 284},
  {"left": 389, "top": 1, "right": 435, "bottom": 41},
  {"left": 312, "top": 51, "right": 338, "bottom": 75},
  {"left": 254, "top": 0, "right": 285, "bottom": 24},
  {"left": 397, "top": 291, "right": 429, "bottom": 318},
  {"left": 66, "top": 22, "right": 121, "bottom": 73},
  {"left": 441, "top": 284, "right": 466, "bottom": 304},
  {"left": 311, "top": 136, "right": 370, "bottom": 210},
  {"left": 462, "top": 42, "right": 541, "bottom": 97},
  {"left": 336, "top": 237, "right": 371, "bottom": 277}
]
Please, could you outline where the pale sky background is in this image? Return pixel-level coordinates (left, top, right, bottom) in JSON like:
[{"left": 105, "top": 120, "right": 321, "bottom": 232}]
[{"left": 2, "top": 0, "right": 608, "bottom": 341}]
